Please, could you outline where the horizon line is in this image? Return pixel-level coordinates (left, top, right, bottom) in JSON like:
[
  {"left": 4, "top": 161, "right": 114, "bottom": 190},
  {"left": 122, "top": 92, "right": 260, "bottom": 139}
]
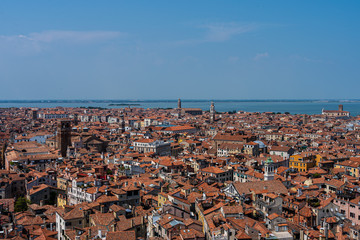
[{"left": 0, "top": 98, "right": 359, "bottom": 102}]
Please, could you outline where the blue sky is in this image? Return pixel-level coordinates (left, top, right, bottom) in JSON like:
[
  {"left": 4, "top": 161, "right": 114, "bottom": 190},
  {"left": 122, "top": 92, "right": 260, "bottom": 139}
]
[{"left": 0, "top": 1, "right": 359, "bottom": 100}]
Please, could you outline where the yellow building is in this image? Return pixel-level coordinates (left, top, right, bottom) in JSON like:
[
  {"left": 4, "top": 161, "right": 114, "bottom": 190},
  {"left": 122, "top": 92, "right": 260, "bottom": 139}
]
[
  {"left": 57, "top": 194, "right": 67, "bottom": 208},
  {"left": 334, "top": 159, "right": 360, "bottom": 177},
  {"left": 157, "top": 192, "right": 168, "bottom": 208},
  {"left": 57, "top": 177, "right": 69, "bottom": 191},
  {"left": 57, "top": 177, "right": 69, "bottom": 208},
  {"left": 315, "top": 154, "right": 323, "bottom": 166},
  {"left": 289, "top": 153, "right": 316, "bottom": 172}
]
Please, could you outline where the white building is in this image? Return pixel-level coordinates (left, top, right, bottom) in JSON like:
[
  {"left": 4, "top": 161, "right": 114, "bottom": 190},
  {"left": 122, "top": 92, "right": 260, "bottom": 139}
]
[
  {"left": 132, "top": 139, "right": 171, "bottom": 156},
  {"left": 67, "top": 178, "right": 102, "bottom": 205},
  {"left": 39, "top": 111, "right": 69, "bottom": 119}
]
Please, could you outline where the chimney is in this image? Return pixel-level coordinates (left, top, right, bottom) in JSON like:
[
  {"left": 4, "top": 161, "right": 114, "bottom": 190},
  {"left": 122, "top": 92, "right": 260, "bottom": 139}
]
[
  {"left": 339, "top": 105, "right": 343, "bottom": 111},
  {"left": 324, "top": 222, "right": 329, "bottom": 240},
  {"left": 40, "top": 200, "right": 44, "bottom": 207},
  {"left": 131, "top": 219, "right": 135, "bottom": 228},
  {"left": 337, "top": 224, "right": 343, "bottom": 238}
]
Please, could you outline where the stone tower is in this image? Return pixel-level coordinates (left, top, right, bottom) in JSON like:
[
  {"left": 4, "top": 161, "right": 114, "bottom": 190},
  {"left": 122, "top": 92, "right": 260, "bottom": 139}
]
[
  {"left": 31, "top": 110, "right": 38, "bottom": 120},
  {"left": 57, "top": 120, "right": 72, "bottom": 157},
  {"left": 120, "top": 115, "right": 126, "bottom": 133},
  {"left": 339, "top": 104, "right": 343, "bottom": 111},
  {"left": 264, "top": 156, "right": 275, "bottom": 181},
  {"left": 177, "top": 98, "right": 182, "bottom": 119},
  {"left": 73, "top": 113, "right": 79, "bottom": 125},
  {"left": 210, "top": 101, "right": 215, "bottom": 123},
  {"left": 303, "top": 114, "right": 308, "bottom": 125}
]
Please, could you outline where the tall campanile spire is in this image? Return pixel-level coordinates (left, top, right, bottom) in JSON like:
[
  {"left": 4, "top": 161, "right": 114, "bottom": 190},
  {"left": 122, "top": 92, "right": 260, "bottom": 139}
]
[{"left": 210, "top": 101, "right": 215, "bottom": 123}]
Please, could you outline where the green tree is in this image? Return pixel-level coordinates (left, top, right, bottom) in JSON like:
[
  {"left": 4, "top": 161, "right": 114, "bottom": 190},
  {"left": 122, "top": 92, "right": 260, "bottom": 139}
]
[
  {"left": 15, "top": 197, "right": 30, "bottom": 212},
  {"left": 312, "top": 173, "right": 321, "bottom": 178}
]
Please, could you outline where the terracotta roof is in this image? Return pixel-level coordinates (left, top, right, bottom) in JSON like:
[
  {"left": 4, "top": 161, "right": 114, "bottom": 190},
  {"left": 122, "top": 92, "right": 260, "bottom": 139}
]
[
  {"left": 232, "top": 179, "right": 288, "bottom": 195},
  {"left": 200, "top": 166, "right": 225, "bottom": 174},
  {"left": 106, "top": 231, "right": 136, "bottom": 240}
]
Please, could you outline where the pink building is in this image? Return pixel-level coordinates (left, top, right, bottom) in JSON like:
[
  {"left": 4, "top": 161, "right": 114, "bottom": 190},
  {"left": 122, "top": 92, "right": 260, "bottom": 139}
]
[{"left": 333, "top": 196, "right": 360, "bottom": 224}]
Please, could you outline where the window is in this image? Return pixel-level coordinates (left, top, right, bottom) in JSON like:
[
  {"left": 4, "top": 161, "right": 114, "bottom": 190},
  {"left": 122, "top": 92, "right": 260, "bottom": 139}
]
[{"left": 350, "top": 212, "right": 355, "bottom": 218}]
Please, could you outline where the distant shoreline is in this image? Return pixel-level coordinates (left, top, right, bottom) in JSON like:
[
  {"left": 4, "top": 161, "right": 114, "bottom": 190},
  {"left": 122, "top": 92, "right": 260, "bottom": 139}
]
[
  {"left": 0, "top": 99, "right": 359, "bottom": 103},
  {"left": 0, "top": 100, "right": 358, "bottom": 116},
  {"left": 108, "top": 103, "right": 141, "bottom": 106}
]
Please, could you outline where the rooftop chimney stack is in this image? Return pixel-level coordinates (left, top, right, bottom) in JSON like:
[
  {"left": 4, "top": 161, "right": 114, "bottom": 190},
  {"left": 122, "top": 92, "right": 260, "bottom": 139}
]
[{"left": 339, "top": 104, "right": 343, "bottom": 111}]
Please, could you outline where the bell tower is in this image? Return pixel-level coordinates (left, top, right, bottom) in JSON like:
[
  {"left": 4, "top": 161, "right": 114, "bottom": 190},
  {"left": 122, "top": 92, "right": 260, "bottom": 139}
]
[
  {"left": 120, "top": 115, "right": 126, "bottom": 133},
  {"left": 57, "top": 120, "right": 72, "bottom": 157},
  {"left": 210, "top": 101, "right": 215, "bottom": 123},
  {"left": 264, "top": 156, "right": 275, "bottom": 181},
  {"left": 177, "top": 98, "right": 182, "bottom": 118}
]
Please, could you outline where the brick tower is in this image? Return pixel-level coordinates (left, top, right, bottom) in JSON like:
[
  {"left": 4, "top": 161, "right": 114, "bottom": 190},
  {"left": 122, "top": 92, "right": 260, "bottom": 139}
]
[{"left": 57, "top": 120, "right": 72, "bottom": 157}]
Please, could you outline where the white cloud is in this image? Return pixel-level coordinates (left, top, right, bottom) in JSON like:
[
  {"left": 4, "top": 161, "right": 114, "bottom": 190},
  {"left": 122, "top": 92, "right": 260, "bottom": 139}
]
[
  {"left": 31, "top": 30, "right": 124, "bottom": 43},
  {"left": 203, "top": 23, "right": 257, "bottom": 42},
  {"left": 291, "top": 55, "right": 322, "bottom": 63},
  {"left": 0, "top": 30, "right": 126, "bottom": 55},
  {"left": 253, "top": 52, "right": 269, "bottom": 61},
  {"left": 174, "top": 22, "right": 258, "bottom": 45},
  {"left": 1, "top": 30, "right": 124, "bottom": 43}
]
